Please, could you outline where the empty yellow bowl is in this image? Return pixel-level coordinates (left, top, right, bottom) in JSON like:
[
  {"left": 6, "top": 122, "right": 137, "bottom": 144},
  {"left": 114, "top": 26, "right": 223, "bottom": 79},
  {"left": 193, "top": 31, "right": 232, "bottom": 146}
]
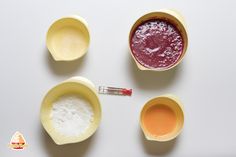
[
  {"left": 140, "top": 95, "right": 184, "bottom": 142},
  {"left": 40, "top": 77, "right": 101, "bottom": 145},
  {"left": 46, "top": 15, "right": 90, "bottom": 61}
]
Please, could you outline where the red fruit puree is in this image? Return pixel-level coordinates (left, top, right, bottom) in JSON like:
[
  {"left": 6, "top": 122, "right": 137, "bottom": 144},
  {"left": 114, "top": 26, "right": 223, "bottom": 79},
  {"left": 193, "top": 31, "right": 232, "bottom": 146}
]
[{"left": 130, "top": 19, "right": 184, "bottom": 69}]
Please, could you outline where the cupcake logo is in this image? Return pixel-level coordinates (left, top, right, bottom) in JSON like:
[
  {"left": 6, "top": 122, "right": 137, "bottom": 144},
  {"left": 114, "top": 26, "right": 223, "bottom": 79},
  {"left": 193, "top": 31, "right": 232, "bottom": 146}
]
[{"left": 9, "top": 131, "right": 27, "bottom": 150}]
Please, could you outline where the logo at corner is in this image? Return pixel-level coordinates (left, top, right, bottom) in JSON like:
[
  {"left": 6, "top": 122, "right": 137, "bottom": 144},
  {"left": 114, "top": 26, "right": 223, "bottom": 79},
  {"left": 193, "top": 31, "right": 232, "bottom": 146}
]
[{"left": 9, "top": 131, "right": 27, "bottom": 150}]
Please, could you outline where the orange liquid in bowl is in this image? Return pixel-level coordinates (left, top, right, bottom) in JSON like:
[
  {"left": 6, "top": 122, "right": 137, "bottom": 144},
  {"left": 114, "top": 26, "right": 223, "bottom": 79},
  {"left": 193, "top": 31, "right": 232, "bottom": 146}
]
[{"left": 143, "top": 104, "right": 177, "bottom": 136}]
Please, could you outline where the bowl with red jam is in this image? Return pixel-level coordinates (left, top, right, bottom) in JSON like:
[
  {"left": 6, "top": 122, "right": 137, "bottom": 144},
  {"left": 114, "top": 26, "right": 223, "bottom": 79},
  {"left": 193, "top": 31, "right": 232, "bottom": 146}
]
[{"left": 129, "top": 9, "right": 188, "bottom": 71}]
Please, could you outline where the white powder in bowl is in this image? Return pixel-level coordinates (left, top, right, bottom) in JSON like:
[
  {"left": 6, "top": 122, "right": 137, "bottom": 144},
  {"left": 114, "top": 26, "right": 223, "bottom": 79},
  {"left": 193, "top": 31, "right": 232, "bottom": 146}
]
[{"left": 50, "top": 94, "right": 94, "bottom": 137}]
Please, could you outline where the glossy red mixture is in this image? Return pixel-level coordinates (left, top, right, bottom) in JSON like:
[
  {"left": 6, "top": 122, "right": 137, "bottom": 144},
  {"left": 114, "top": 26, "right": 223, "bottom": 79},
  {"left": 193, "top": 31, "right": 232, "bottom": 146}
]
[{"left": 130, "top": 19, "right": 184, "bottom": 69}]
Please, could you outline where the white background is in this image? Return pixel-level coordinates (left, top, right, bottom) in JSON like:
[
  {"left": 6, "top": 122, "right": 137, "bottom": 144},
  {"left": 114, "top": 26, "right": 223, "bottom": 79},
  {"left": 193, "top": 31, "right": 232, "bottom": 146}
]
[{"left": 0, "top": 0, "right": 236, "bottom": 156}]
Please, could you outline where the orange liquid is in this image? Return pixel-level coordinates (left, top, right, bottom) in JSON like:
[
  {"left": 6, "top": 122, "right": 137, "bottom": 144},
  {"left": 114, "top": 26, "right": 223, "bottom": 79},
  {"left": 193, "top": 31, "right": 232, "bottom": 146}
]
[{"left": 143, "top": 105, "right": 177, "bottom": 136}]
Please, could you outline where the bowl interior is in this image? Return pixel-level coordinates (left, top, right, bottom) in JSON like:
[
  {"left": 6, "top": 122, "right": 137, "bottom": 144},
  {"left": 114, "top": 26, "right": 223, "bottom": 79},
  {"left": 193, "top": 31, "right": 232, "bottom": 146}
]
[
  {"left": 129, "top": 11, "right": 188, "bottom": 71},
  {"left": 40, "top": 81, "right": 101, "bottom": 145},
  {"left": 47, "top": 17, "right": 90, "bottom": 61},
  {"left": 140, "top": 96, "right": 184, "bottom": 141}
]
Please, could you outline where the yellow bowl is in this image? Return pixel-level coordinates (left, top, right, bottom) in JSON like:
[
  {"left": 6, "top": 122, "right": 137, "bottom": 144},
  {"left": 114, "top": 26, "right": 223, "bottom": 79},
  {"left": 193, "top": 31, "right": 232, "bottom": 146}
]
[
  {"left": 46, "top": 15, "right": 90, "bottom": 61},
  {"left": 140, "top": 95, "right": 184, "bottom": 142},
  {"left": 129, "top": 9, "right": 188, "bottom": 71},
  {"left": 40, "top": 77, "right": 101, "bottom": 145}
]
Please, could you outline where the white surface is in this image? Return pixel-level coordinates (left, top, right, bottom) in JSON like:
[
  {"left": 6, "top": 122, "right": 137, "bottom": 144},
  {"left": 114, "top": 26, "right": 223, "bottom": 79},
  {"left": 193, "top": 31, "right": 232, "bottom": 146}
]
[{"left": 0, "top": 0, "right": 236, "bottom": 156}]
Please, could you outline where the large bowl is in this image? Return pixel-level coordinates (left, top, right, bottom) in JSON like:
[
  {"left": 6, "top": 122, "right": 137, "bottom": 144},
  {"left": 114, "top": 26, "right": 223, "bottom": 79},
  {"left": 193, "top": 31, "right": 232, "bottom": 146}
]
[
  {"left": 40, "top": 77, "right": 101, "bottom": 145},
  {"left": 129, "top": 9, "right": 188, "bottom": 71}
]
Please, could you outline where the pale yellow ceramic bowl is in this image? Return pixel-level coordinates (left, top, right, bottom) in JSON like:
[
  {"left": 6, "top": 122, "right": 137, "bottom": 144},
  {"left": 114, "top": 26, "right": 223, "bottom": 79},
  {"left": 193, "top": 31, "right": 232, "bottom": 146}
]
[
  {"left": 140, "top": 95, "right": 184, "bottom": 142},
  {"left": 46, "top": 15, "right": 90, "bottom": 61},
  {"left": 129, "top": 9, "right": 188, "bottom": 71},
  {"left": 40, "top": 77, "right": 101, "bottom": 145}
]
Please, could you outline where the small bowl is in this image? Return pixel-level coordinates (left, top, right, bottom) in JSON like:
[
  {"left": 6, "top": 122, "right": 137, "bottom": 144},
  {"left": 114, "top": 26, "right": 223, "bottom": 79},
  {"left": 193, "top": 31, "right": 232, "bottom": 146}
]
[
  {"left": 140, "top": 95, "right": 184, "bottom": 142},
  {"left": 129, "top": 9, "right": 188, "bottom": 71},
  {"left": 46, "top": 15, "right": 90, "bottom": 61},
  {"left": 40, "top": 77, "right": 101, "bottom": 145}
]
